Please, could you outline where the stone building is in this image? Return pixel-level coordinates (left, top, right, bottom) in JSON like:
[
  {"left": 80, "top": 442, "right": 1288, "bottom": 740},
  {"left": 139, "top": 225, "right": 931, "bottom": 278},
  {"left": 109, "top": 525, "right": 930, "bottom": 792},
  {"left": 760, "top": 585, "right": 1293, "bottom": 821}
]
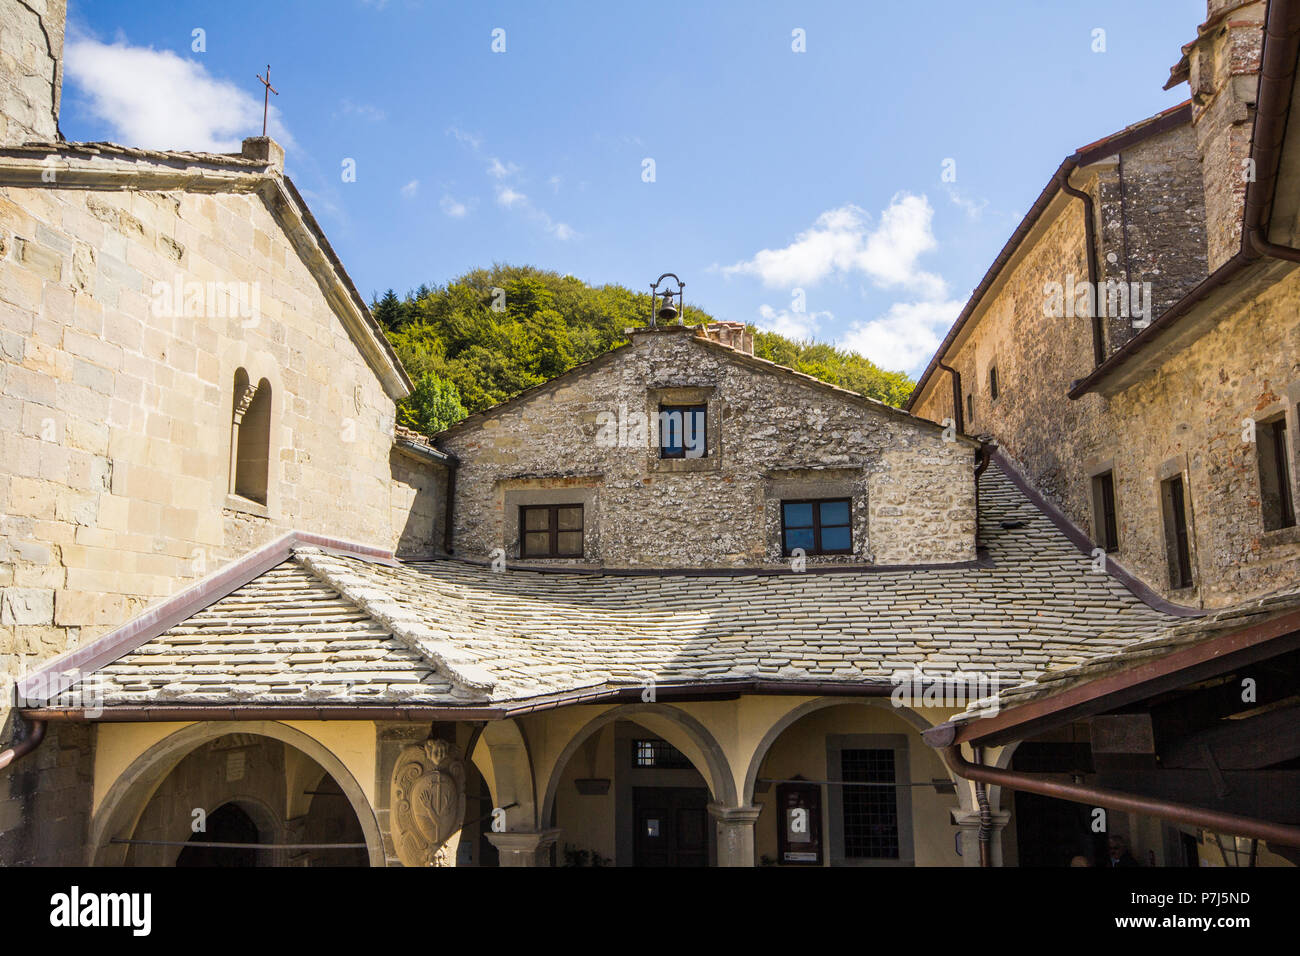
[{"left": 1, "top": 0, "right": 1298, "bottom": 867}]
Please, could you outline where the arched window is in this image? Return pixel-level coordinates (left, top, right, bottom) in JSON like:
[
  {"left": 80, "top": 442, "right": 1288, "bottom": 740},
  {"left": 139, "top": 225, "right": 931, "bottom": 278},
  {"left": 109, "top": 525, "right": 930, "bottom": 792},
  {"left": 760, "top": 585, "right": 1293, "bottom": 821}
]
[{"left": 230, "top": 369, "right": 271, "bottom": 506}]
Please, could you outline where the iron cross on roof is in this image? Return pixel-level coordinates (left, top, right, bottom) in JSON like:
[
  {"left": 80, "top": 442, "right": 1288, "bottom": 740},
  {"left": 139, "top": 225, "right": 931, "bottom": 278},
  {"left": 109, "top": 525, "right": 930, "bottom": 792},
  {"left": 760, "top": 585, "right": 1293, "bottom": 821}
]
[{"left": 256, "top": 65, "right": 278, "bottom": 137}]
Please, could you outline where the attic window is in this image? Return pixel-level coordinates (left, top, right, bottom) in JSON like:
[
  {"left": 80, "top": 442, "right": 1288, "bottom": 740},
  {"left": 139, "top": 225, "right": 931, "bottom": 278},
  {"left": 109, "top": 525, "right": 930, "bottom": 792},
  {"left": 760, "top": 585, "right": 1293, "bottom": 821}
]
[
  {"left": 230, "top": 368, "right": 271, "bottom": 506},
  {"left": 658, "top": 404, "right": 707, "bottom": 459}
]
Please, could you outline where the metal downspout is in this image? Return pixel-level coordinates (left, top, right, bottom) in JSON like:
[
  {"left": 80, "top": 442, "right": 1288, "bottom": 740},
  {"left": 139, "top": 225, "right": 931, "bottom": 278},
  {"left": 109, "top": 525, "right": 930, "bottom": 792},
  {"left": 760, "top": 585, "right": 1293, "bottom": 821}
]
[
  {"left": 937, "top": 361, "right": 963, "bottom": 434},
  {"left": 939, "top": 743, "right": 1300, "bottom": 848},
  {"left": 973, "top": 745, "right": 993, "bottom": 867},
  {"left": 0, "top": 719, "right": 47, "bottom": 771},
  {"left": 1056, "top": 169, "right": 1105, "bottom": 367}
]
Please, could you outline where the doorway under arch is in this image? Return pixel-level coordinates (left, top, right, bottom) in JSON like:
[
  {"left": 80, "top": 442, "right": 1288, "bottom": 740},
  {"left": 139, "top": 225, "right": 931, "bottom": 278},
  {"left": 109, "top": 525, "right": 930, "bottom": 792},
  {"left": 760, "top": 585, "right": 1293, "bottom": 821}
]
[{"left": 90, "top": 721, "right": 384, "bottom": 867}]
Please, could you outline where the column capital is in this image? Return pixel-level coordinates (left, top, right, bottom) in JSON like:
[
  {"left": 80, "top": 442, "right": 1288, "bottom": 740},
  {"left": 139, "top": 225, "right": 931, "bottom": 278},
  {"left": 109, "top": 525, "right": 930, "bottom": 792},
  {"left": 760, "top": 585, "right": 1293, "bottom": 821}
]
[
  {"left": 708, "top": 804, "right": 763, "bottom": 867},
  {"left": 707, "top": 803, "right": 763, "bottom": 824},
  {"left": 486, "top": 828, "right": 562, "bottom": 867}
]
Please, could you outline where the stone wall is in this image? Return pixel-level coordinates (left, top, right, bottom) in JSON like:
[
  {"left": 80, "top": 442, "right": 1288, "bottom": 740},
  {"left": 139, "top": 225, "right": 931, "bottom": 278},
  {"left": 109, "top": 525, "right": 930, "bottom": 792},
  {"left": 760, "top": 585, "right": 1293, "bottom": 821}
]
[
  {"left": 1092, "top": 124, "right": 1209, "bottom": 354},
  {"left": 913, "top": 128, "right": 1300, "bottom": 608},
  {"left": 1185, "top": 1, "right": 1264, "bottom": 271},
  {"left": 0, "top": 181, "right": 406, "bottom": 662},
  {"left": 0, "top": 718, "right": 91, "bottom": 865},
  {"left": 390, "top": 445, "right": 446, "bottom": 557},
  {"left": 0, "top": 0, "right": 64, "bottom": 148},
  {"left": 440, "top": 327, "right": 976, "bottom": 569}
]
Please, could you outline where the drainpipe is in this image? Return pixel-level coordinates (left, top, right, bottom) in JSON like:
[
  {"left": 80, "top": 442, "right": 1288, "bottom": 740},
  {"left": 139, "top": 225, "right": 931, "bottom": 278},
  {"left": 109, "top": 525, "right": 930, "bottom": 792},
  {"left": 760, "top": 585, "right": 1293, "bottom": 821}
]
[
  {"left": 1056, "top": 169, "right": 1105, "bottom": 367},
  {"left": 1243, "top": 0, "right": 1300, "bottom": 264},
  {"left": 0, "top": 719, "right": 47, "bottom": 771},
  {"left": 937, "top": 361, "right": 963, "bottom": 435},
  {"left": 939, "top": 743, "right": 1300, "bottom": 848},
  {"left": 973, "top": 745, "right": 993, "bottom": 868},
  {"left": 441, "top": 455, "right": 459, "bottom": 556}
]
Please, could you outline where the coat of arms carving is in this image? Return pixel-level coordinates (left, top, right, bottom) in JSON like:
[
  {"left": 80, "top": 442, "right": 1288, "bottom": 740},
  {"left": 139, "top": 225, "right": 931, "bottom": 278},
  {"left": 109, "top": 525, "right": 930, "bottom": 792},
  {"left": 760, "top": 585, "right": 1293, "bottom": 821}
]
[{"left": 390, "top": 736, "right": 466, "bottom": 867}]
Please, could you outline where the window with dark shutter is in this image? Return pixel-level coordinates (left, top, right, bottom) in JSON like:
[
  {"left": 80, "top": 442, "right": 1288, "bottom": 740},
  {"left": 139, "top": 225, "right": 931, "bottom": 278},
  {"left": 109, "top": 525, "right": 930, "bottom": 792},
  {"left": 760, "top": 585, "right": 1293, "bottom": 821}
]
[
  {"left": 1091, "top": 470, "right": 1119, "bottom": 553},
  {"left": 1257, "top": 416, "right": 1296, "bottom": 532},
  {"left": 1160, "top": 475, "right": 1193, "bottom": 589},
  {"left": 519, "top": 504, "right": 584, "bottom": 558}
]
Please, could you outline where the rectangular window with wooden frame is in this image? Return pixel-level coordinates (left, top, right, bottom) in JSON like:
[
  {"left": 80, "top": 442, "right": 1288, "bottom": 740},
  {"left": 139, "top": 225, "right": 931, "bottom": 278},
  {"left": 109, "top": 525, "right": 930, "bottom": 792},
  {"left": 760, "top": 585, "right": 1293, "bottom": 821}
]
[
  {"left": 1257, "top": 415, "right": 1296, "bottom": 532},
  {"left": 658, "top": 403, "right": 707, "bottom": 459},
  {"left": 1091, "top": 470, "right": 1119, "bottom": 553},
  {"left": 519, "top": 504, "right": 584, "bottom": 558},
  {"left": 1160, "top": 475, "right": 1193, "bottom": 589},
  {"left": 781, "top": 498, "right": 852, "bottom": 556}
]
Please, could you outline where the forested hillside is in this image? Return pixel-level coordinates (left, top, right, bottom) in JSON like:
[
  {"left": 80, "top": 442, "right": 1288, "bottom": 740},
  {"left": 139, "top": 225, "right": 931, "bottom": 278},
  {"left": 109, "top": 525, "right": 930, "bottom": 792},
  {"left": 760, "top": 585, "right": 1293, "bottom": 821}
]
[{"left": 373, "top": 265, "right": 914, "bottom": 435}]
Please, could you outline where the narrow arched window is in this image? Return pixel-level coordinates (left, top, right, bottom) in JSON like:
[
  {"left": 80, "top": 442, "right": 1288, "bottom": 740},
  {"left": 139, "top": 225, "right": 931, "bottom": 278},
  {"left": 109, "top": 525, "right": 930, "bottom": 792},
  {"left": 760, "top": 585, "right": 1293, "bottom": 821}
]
[{"left": 230, "top": 369, "right": 271, "bottom": 505}]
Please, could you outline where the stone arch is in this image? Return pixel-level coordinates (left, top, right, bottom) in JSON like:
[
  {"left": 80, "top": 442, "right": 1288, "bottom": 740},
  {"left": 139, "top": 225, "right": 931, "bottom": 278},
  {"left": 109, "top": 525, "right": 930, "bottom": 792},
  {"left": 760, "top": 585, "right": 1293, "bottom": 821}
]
[
  {"left": 540, "top": 703, "right": 736, "bottom": 827},
  {"left": 221, "top": 346, "right": 284, "bottom": 513},
  {"left": 468, "top": 719, "right": 539, "bottom": 831},
  {"left": 88, "top": 720, "right": 384, "bottom": 867},
  {"left": 740, "top": 697, "right": 970, "bottom": 812},
  {"left": 231, "top": 368, "right": 272, "bottom": 505}
]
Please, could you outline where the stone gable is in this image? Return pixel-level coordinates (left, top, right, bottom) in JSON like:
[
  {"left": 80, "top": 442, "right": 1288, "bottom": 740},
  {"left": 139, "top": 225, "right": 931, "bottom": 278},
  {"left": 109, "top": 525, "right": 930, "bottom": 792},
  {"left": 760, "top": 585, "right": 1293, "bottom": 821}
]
[{"left": 439, "top": 327, "right": 977, "bottom": 569}]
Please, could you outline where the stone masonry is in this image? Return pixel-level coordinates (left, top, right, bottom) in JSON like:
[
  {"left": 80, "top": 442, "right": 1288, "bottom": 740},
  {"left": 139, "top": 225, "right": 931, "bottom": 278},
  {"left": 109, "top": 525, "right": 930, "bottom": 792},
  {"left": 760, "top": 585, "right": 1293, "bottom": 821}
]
[
  {"left": 0, "top": 0, "right": 64, "bottom": 148},
  {"left": 440, "top": 326, "right": 977, "bottom": 569}
]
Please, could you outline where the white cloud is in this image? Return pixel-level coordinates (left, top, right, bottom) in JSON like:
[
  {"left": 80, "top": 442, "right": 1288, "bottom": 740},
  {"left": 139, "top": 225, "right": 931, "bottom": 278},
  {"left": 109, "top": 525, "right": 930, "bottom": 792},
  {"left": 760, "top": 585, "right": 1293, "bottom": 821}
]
[
  {"left": 840, "top": 298, "right": 965, "bottom": 373},
  {"left": 65, "top": 37, "right": 294, "bottom": 153},
  {"left": 440, "top": 195, "right": 468, "bottom": 218},
  {"left": 496, "top": 186, "right": 526, "bottom": 208},
  {"left": 338, "top": 99, "right": 385, "bottom": 122},
  {"left": 944, "top": 185, "right": 988, "bottom": 220},
  {"left": 447, "top": 126, "right": 482, "bottom": 150},
  {"left": 724, "top": 194, "right": 944, "bottom": 297},
  {"left": 448, "top": 130, "right": 575, "bottom": 240},
  {"left": 756, "top": 304, "right": 832, "bottom": 341},
  {"left": 400, "top": 179, "right": 420, "bottom": 199}
]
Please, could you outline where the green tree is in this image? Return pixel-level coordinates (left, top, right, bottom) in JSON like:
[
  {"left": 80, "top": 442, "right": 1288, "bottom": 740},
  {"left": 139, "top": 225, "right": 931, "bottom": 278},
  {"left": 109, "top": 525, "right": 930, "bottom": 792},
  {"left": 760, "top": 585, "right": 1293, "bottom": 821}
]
[
  {"left": 398, "top": 372, "right": 468, "bottom": 434},
  {"left": 376, "top": 264, "right": 915, "bottom": 439}
]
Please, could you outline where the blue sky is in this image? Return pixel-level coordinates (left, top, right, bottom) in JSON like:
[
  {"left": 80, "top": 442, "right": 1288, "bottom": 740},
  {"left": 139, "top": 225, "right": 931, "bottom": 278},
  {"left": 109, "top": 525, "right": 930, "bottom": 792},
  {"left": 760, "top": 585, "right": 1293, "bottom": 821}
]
[{"left": 62, "top": 0, "right": 1204, "bottom": 375}]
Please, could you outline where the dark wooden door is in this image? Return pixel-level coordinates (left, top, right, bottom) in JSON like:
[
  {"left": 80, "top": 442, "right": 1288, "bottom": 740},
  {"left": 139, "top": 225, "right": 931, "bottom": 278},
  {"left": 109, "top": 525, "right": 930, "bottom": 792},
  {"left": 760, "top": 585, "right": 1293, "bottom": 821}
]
[{"left": 633, "top": 787, "right": 709, "bottom": 867}]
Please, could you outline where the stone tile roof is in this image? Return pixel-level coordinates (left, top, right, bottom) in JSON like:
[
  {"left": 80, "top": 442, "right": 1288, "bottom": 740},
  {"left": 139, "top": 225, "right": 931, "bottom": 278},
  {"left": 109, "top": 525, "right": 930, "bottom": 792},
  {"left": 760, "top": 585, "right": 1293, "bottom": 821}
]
[
  {"left": 94, "top": 563, "right": 456, "bottom": 705},
  {"left": 946, "top": 585, "right": 1300, "bottom": 727},
  {"left": 81, "top": 465, "right": 1182, "bottom": 709},
  {"left": 0, "top": 140, "right": 270, "bottom": 168}
]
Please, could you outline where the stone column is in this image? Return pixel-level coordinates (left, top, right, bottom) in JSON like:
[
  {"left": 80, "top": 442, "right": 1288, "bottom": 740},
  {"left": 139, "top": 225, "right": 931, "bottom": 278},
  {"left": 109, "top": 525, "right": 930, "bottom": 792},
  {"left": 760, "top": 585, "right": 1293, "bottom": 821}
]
[
  {"left": 708, "top": 804, "right": 763, "bottom": 867},
  {"left": 951, "top": 809, "right": 1011, "bottom": 867},
  {"left": 487, "top": 828, "right": 562, "bottom": 867}
]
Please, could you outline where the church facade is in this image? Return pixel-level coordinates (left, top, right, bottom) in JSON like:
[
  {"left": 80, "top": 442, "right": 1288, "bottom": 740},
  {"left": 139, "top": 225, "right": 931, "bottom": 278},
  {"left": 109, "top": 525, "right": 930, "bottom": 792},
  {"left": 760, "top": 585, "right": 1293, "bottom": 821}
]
[{"left": 1, "top": 0, "right": 1298, "bottom": 867}]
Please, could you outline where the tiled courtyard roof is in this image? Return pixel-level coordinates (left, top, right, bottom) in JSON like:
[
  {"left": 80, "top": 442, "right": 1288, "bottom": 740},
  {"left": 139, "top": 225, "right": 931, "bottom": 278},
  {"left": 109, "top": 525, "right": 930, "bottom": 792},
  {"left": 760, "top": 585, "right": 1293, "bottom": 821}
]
[
  {"left": 945, "top": 585, "right": 1300, "bottom": 729},
  {"left": 73, "top": 463, "right": 1184, "bottom": 710}
]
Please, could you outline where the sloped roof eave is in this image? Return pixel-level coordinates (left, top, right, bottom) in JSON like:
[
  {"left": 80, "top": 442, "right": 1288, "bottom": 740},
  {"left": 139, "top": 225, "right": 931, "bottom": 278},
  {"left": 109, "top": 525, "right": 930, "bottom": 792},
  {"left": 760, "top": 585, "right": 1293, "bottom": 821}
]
[{"left": 0, "top": 142, "right": 412, "bottom": 400}]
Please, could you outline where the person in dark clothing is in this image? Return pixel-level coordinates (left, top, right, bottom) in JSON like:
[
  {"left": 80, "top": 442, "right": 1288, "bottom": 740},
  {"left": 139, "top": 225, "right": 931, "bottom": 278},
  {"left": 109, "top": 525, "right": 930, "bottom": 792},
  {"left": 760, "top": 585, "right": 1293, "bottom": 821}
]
[{"left": 1107, "top": 834, "right": 1140, "bottom": 867}]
